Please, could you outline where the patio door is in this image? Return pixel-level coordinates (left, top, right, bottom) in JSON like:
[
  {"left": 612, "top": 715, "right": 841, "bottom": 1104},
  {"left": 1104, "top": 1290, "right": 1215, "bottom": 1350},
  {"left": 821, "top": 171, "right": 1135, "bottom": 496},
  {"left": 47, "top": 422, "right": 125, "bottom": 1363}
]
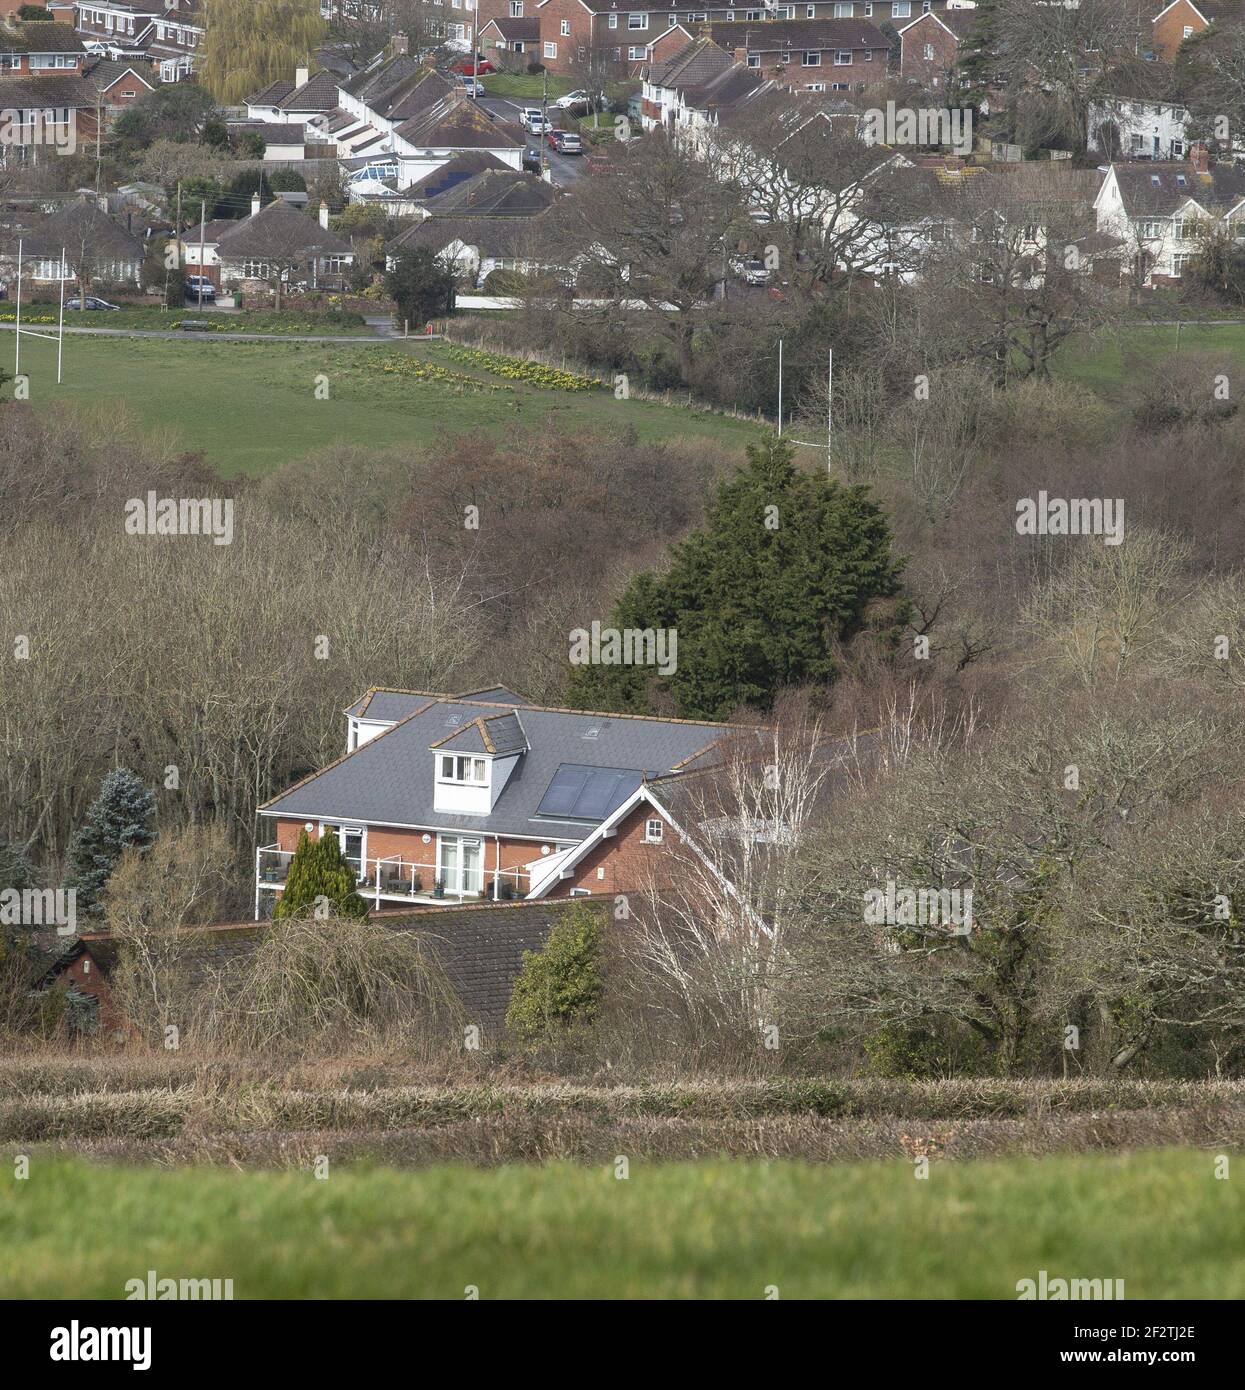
[{"left": 439, "top": 836, "right": 484, "bottom": 895}]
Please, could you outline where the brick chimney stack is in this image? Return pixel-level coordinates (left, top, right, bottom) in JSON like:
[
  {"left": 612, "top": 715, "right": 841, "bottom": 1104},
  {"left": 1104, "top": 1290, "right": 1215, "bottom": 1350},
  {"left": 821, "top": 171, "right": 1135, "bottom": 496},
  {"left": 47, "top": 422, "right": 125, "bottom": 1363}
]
[
  {"left": 251, "top": 192, "right": 261, "bottom": 216},
  {"left": 295, "top": 65, "right": 309, "bottom": 88},
  {"left": 733, "top": 46, "right": 748, "bottom": 64},
  {"left": 319, "top": 200, "right": 330, "bottom": 230}
]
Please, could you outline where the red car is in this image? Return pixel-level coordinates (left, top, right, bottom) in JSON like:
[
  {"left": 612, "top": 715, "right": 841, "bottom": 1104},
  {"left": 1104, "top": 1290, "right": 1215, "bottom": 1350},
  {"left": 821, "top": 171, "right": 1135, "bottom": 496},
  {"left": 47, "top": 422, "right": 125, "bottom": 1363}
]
[{"left": 451, "top": 56, "right": 495, "bottom": 75}]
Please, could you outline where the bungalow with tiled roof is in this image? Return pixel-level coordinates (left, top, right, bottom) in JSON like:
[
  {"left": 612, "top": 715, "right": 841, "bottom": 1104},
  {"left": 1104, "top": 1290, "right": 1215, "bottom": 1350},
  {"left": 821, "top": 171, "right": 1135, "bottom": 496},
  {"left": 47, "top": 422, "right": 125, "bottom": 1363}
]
[
  {"left": 178, "top": 193, "right": 354, "bottom": 294},
  {"left": 0, "top": 18, "right": 85, "bottom": 74}
]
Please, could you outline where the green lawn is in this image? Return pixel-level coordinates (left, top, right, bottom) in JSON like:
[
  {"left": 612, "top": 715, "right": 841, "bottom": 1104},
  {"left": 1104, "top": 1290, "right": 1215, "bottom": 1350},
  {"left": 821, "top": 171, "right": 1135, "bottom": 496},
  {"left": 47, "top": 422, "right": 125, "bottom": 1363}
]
[
  {"left": 1056, "top": 321, "right": 1245, "bottom": 400},
  {"left": 480, "top": 71, "right": 576, "bottom": 100},
  {"left": 0, "top": 304, "right": 372, "bottom": 336},
  {"left": 0, "top": 1150, "right": 1239, "bottom": 1298},
  {"left": 7, "top": 333, "right": 760, "bottom": 476}
]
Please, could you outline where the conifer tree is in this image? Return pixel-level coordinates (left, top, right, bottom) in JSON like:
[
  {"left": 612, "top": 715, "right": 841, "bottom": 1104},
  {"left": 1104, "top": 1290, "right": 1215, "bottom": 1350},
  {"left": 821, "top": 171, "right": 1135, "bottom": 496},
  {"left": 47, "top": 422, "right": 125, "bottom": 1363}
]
[
  {"left": 66, "top": 769, "right": 157, "bottom": 919},
  {"left": 566, "top": 436, "right": 906, "bottom": 720},
  {"left": 273, "top": 830, "right": 369, "bottom": 921}
]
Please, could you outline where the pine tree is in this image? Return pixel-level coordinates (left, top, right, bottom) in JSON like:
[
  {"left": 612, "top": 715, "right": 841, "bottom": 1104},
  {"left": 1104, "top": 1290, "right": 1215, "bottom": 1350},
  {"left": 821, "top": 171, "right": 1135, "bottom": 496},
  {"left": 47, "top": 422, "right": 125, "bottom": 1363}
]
[
  {"left": 273, "top": 830, "right": 369, "bottom": 921},
  {"left": 66, "top": 769, "right": 157, "bottom": 919},
  {"left": 0, "top": 834, "right": 34, "bottom": 895},
  {"left": 956, "top": 0, "right": 1003, "bottom": 99},
  {"left": 505, "top": 904, "right": 603, "bottom": 1042},
  {"left": 566, "top": 436, "right": 906, "bottom": 720}
]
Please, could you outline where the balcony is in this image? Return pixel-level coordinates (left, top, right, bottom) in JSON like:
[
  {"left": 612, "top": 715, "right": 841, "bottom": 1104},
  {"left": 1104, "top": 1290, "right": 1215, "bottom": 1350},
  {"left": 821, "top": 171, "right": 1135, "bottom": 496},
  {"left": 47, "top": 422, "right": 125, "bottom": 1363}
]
[{"left": 255, "top": 846, "right": 531, "bottom": 909}]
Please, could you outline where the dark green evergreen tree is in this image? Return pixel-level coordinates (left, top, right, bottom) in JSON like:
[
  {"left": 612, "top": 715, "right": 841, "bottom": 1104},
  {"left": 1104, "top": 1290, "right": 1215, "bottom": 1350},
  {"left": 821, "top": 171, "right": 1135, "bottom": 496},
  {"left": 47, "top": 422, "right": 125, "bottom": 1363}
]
[
  {"left": 384, "top": 248, "right": 457, "bottom": 327},
  {"left": 66, "top": 769, "right": 157, "bottom": 918},
  {"left": 566, "top": 436, "right": 906, "bottom": 720},
  {"left": 955, "top": 0, "right": 1003, "bottom": 100},
  {"left": 273, "top": 830, "right": 369, "bottom": 921}
]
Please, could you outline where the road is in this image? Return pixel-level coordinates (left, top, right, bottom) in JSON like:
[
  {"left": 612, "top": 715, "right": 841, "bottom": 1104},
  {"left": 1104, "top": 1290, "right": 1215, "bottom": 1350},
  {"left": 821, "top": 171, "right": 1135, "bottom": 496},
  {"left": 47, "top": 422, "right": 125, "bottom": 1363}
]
[
  {"left": 0, "top": 322, "right": 408, "bottom": 343},
  {"left": 475, "top": 94, "right": 588, "bottom": 189}
]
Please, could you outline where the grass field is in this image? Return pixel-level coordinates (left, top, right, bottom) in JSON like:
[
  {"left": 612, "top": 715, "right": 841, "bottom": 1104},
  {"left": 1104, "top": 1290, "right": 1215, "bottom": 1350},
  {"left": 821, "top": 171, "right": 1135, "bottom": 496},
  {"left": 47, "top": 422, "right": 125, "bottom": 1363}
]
[
  {"left": 1055, "top": 321, "right": 1245, "bottom": 401},
  {"left": 0, "top": 305, "right": 371, "bottom": 336},
  {"left": 0, "top": 1149, "right": 1239, "bottom": 1298},
  {"left": 8, "top": 333, "right": 761, "bottom": 476}
]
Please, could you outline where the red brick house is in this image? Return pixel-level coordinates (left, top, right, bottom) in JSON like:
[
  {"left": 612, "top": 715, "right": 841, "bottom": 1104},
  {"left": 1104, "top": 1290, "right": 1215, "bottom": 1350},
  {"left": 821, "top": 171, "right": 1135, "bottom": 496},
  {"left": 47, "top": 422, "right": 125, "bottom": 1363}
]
[
  {"left": 82, "top": 55, "right": 154, "bottom": 107},
  {"left": 897, "top": 8, "right": 975, "bottom": 88},
  {"left": 708, "top": 17, "right": 890, "bottom": 89},
  {"left": 255, "top": 684, "right": 744, "bottom": 915},
  {"left": 1150, "top": 0, "right": 1213, "bottom": 60}
]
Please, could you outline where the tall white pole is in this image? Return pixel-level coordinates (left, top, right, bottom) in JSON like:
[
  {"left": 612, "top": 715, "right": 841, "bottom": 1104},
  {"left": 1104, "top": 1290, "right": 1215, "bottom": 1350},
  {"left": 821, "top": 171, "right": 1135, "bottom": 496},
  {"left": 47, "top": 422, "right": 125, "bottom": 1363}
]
[
  {"left": 826, "top": 346, "right": 833, "bottom": 473},
  {"left": 57, "top": 246, "right": 65, "bottom": 385},
  {"left": 777, "top": 337, "right": 783, "bottom": 436},
  {"left": 14, "top": 237, "right": 21, "bottom": 381}
]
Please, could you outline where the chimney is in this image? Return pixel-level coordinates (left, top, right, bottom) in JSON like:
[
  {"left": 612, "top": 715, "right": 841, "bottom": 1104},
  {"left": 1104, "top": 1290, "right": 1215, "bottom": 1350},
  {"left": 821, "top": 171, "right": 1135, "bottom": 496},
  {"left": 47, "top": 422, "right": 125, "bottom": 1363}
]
[
  {"left": 319, "top": 199, "right": 329, "bottom": 230},
  {"left": 733, "top": 46, "right": 748, "bottom": 65},
  {"left": 391, "top": 32, "right": 409, "bottom": 56},
  {"left": 1191, "top": 141, "right": 1210, "bottom": 173},
  {"left": 295, "top": 65, "right": 309, "bottom": 89},
  {"left": 251, "top": 192, "right": 261, "bottom": 216}
]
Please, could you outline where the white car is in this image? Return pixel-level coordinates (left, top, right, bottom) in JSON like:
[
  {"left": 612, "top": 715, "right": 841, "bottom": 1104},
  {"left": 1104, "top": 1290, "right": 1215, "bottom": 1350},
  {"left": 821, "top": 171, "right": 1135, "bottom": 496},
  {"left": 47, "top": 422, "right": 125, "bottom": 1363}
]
[
  {"left": 458, "top": 76, "right": 485, "bottom": 97},
  {"left": 730, "top": 257, "right": 771, "bottom": 287},
  {"left": 524, "top": 113, "right": 553, "bottom": 135},
  {"left": 554, "top": 89, "right": 591, "bottom": 110}
]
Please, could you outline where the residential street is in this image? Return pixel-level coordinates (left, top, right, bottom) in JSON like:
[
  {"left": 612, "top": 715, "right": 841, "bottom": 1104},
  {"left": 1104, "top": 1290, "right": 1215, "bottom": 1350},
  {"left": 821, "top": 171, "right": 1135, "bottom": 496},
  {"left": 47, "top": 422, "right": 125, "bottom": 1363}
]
[{"left": 476, "top": 94, "right": 589, "bottom": 188}]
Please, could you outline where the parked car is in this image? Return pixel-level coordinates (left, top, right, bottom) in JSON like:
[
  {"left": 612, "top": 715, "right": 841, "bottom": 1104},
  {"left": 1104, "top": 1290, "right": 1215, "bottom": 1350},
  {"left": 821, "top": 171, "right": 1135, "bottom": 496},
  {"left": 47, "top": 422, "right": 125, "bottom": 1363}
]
[
  {"left": 457, "top": 76, "right": 485, "bottom": 97},
  {"left": 554, "top": 89, "right": 590, "bottom": 110},
  {"left": 451, "top": 56, "right": 494, "bottom": 74},
  {"left": 184, "top": 275, "right": 216, "bottom": 302},
  {"left": 548, "top": 128, "right": 583, "bottom": 154},
  {"left": 65, "top": 296, "right": 119, "bottom": 310},
  {"left": 521, "top": 148, "right": 543, "bottom": 174},
  {"left": 524, "top": 114, "right": 553, "bottom": 135},
  {"left": 730, "top": 257, "right": 771, "bottom": 287}
]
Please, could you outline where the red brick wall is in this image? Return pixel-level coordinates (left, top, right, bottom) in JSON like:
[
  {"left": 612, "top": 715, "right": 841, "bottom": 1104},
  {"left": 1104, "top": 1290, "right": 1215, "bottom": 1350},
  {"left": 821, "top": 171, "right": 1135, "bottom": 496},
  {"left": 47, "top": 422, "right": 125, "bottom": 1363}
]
[
  {"left": 898, "top": 13, "right": 959, "bottom": 87},
  {"left": 763, "top": 46, "right": 885, "bottom": 87},
  {"left": 548, "top": 801, "right": 679, "bottom": 898},
  {"left": 1152, "top": 0, "right": 1206, "bottom": 61},
  {"left": 60, "top": 949, "right": 125, "bottom": 1034}
]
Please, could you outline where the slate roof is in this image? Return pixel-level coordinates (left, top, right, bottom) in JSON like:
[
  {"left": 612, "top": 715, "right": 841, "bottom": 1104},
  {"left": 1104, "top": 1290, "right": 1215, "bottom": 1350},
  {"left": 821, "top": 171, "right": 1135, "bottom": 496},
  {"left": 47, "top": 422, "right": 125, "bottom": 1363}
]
[
  {"left": 0, "top": 21, "right": 84, "bottom": 53},
  {"left": 431, "top": 711, "right": 529, "bottom": 756},
  {"left": 347, "top": 685, "right": 534, "bottom": 719},
  {"left": 261, "top": 695, "right": 733, "bottom": 841},
  {"left": 1112, "top": 160, "right": 1245, "bottom": 216},
  {"left": 648, "top": 35, "right": 735, "bottom": 90}
]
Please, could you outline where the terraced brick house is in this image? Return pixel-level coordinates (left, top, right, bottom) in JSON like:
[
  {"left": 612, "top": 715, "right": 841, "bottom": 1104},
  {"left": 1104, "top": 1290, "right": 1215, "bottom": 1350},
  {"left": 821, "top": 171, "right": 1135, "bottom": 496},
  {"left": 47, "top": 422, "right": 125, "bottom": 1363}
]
[{"left": 255, "top": 685, "right": 738, "bottom": 916}]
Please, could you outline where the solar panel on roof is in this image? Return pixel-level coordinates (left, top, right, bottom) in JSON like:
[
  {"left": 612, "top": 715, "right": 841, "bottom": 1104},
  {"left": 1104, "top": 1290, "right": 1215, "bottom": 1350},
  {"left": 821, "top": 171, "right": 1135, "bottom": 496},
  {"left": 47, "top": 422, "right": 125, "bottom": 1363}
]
[{"left": 535, "top": 764, "right": 642, "bottom": 821}]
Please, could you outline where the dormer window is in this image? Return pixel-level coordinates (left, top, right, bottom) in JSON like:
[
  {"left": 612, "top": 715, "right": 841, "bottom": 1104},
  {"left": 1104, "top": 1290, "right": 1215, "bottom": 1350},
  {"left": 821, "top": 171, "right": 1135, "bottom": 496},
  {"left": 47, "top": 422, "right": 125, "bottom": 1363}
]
[{"left": 440, "top": 754, "right": 488, "bottom": 783}]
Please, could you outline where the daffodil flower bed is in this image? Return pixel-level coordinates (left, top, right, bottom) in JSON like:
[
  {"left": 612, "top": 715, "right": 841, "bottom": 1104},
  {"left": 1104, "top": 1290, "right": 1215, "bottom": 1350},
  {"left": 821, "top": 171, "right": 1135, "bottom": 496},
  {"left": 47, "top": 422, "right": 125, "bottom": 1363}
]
[
  {"left": 443, "top": 345, "right": 603, "bottom": 391},
  {"left": 363, "top": 350, "right": 513, "bottom": 392}
]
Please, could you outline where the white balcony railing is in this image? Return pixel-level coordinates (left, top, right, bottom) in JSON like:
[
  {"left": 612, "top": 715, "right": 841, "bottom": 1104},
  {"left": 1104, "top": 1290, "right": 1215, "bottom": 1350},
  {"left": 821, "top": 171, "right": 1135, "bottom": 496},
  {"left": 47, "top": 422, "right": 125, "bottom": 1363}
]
[{"left": 254, "top": 844, "right": 530, "bottom": 915}]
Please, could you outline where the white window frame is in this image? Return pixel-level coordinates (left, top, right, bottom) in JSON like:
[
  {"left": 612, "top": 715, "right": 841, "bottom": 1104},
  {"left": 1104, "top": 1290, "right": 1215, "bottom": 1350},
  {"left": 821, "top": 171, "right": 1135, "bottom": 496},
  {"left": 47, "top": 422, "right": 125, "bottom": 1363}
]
[
  {"left": 561, "top": 17, "right": 570, "bottom": 33},
  {"left": 544, "top": 40, "right": 557, "bottom": 57},
  {"left": 628, "top": 13, "right": 649, "bottom": 28},
  {"left": 892, "top": 0, "right": 910, "bottom": 15},
  {"left": 438, "top": 754, "right": 489, "bottom": 784},
  {"left": 643, "top": 817, "right": 665, "bottom": 843},
  {"left": 834, "top": 48, "right": 850, "bottom": 63},
  {"left": 628, "top": 44, "right": 647, "bottom": 58},
  {"left": 609, "top": 11, "right": 618, "bottom": 26},
  {"left": 804, "top": 50, "right": 821, "bottom": 65}
]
